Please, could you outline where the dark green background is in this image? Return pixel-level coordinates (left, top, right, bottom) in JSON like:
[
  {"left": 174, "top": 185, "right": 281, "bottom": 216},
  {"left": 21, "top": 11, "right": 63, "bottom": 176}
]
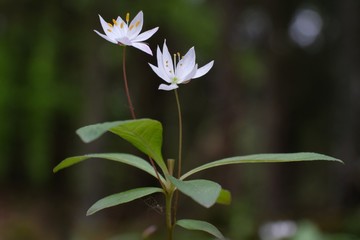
[{"left": 0, "top": 0, "right": 359, "bottom": 239}]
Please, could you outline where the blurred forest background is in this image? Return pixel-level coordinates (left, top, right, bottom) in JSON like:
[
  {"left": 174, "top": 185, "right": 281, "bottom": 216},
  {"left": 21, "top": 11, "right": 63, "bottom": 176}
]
[{"left": 0, "top": 0, "right": 360, "bottom": 239}]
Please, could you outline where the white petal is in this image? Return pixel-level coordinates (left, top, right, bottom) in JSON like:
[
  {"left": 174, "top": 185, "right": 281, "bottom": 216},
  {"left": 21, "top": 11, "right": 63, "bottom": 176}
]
[
  {"left": 94, "top": 30, "right": 117, "bottom": 44},
  {"left": 176, "top": 47, "right": 196, "bottom": 80},
  {"left": 178, "top": 47, "right": 196, "bottom": 69},
  {"left": 131, "top": 42, "right": 153, "bottom": 55},
  {"left": 156, "top": 46, "right": 163, "bottom": 67},
  {"left": 156, "top": 46, "right": 168, "bottom": 80},
  {"left": 149, "top": 63, "right": 171, "bottom": 83},
  {"left": 161, "top": 40, "right": 175, "bottom": 79},
  {"left": 193, "top": 60, "right": 214, "bottom": 78},
  {"left": 180, "top": 64, "right": 198, "bottom": 83},
  {"left": 159, "top": 83, "right": 178, "bottom": 91},
  {"left": 116, "top": 16, "right": 128, "bottom": 35},
  {"left": 128, "top": 11, "right": 144, "bottom": 39},
  {"left": 98, "top": 15, "right": 110, "bottom": 33},
  {"left": 116, "top": 36, "right": 132, "bottom": 45},
  {"left": 98, "top": 15, "right": 117, "bottom": 38},
  {"left": 133, "top": 27, "right": 159, "bottom": 42},
  {"left": 110, "top": 17, "right": 125, "bottom": 38}
]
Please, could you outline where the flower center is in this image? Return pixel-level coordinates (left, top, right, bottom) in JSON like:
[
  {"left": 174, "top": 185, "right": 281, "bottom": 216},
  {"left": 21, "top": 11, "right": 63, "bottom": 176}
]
[{"left": 171, "top": 77, "right": 179, "bottom": 84}]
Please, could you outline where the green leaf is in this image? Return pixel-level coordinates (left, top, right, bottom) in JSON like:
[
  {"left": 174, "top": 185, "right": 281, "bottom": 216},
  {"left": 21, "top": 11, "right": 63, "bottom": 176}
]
[
  {"left": 176, "top": 219, "right": 225, "bottom": 239},
  {"left": 87, "top": 187, "right": 163, "bottom": 215},
  {"left": 169, "top": 176, "right": 221, "bottom": 208},
  {"left": 53, "top": 153, "right": 166, "bottom": 182},
  {"left": 76, "top": 121, "right": 124, "bottom": 143},
  {"left": 181, "top": 152, "right": 343, "bottom": 180},
  {"left": 216, "top": 189, "right": 231, "bottom": 205},
  {"left": 76, "top": 119, "right": 168, "bottom": 174}
]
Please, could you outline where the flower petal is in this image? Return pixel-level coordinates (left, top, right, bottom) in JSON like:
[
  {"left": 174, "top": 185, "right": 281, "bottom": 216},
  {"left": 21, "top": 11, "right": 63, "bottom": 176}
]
[
  {"left": 176, "top": 47, "right": 196, "bottom": 80},
  {"left": 180, "top": 64, "right": 198, "bottom": 83},
  {"left": 133, "top": 27, "right": 159, "bottom": 42},
  {"left": 161, "top": 41, "right": 175, "bottom": 79},
  {"left": 98, "top": 15, "right": 110, "bottom": 32},
  {"left": 155, "top": 46, "right": 170, "bottom": 81},
  {"left": 149, "top": 63, "right": 170, "bottom": 83},
  {"left": 178, "top": 47, "right": 196, "bottom": 69},
  {"left": 116, "top": 16, "right": 128, "bottom": 36},
  {"left": 94, "top": 30, "right": 117, "bottom": 44},
  {"left": 131, "top": 42, "right": 153, "bottom": 55},
  {"left": 116, "top": 36, "right": 132, "bottom": 45},
  {"left": 98, "top": 15, "right": 114, "bottom": 37},
  {"left": 193, "top": 60, "right": 214, "bottom": 79},
  {"left": 128, "top": 11, "right": 144, "bottom": 40},
  {"left": 159, "top": 83, "right": 178, "bottom": 91}
]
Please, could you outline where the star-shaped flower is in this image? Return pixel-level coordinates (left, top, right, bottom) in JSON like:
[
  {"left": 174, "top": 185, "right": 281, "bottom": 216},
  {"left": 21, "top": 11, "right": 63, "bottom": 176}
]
[
  {"left": 94, "top": 11, "right": 159, "bottom": 55},
  {"left": 149, "top": 40, "right": 214, "bottom": 91}
]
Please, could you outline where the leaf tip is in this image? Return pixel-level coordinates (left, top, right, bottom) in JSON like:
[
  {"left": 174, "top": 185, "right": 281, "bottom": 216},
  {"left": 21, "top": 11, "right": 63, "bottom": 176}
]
[
  {"left": 86, "top": 210, "right": 94, "bottom": 216},
  {"left": 53, "top": 165, "right": 60, "bottom": 173}
]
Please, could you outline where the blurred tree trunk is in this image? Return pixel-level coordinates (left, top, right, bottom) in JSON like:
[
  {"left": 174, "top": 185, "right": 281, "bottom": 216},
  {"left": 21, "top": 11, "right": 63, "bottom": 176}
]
[
  {"left": 333, "top": 0, "right": 360, "bottom": 209},
  {"left": 75, "top": 29, "right": 108, "bottom": 230},
  {"left": 261, "top": 0, "right": 300, "bottom": 217},
  {"left": 208, "top": 0, "right": 245, "bottom": 185}
]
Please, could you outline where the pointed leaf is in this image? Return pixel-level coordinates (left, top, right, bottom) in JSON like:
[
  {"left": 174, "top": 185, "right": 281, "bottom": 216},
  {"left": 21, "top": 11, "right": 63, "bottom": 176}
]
[
  {"left": 76, "top": 119, "right": 168, "bottom": 174},
  {"left": 176, "top": 219, "right": 225, "bottom": 239},
  {"left": 53, "top": 153, "right": 165, "bottom": 182},
  {"left": 169, "top": 176, "right": 221, "bottom": 208},
  {"left": 76, "top": 121, "right": 124, "bottom": 143},
  {"left": 181, "top": 152, "right": 343, "bottom": 179},
  {"left": 87, "top": 187, "right": 163, "bottom": 215},
  {"left": 216, "top": 189, "right": 231, "bottom": 205}
]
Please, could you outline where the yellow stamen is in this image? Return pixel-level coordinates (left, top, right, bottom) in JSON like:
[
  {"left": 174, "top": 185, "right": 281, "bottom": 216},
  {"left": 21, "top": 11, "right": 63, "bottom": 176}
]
[
  {"left": 126, "top": 13, "right": 130, "bottom": 23},
  {"left": 135, "top": 21, "right": 141, "bottom": 27},
  {"left": 107, "top": 23, "right": 112, "bottom": 27},
  {"left": 129, "top": 25, "right": 134, "bottom": 31},
  {"left": 177, "top": 52, "right": 181, "bottom": 64},
  {"left": 112, "top": 19, "right": 118, "bottom": 26},
  {"left": 120, "top": 22, "right": 124, "bottom": 29},
  {"left": 173, "top": 54, "right": 177, "bottom": 66},
  {"left": 107, "top": 29, "right": 112, "bottom": 32}
]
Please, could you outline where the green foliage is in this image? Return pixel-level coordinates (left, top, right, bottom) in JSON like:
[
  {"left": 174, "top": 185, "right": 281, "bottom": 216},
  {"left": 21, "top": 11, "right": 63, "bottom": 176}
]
[
  {"left": 169, "top": 176, "right": 221, "bottom": 208},
  {"left": 181, "top": 152, "right": 343, "bottom": 179},
  {"left": 87, "top": 187, "right": 163, "bottom": 215},
  {"left": 176, "top": 219, "right": 225, "bottom": 240},
  {"left": 216, "top": 189, "right": 232, "bottom": 205},
  {"left": 76, "top": 119, "right": 168, "bottom": 174},
  {"left": 53, "top": 153, "right": 165, "bottom": 182},
  {"left": 55, "top": 117, "right": 343, "bottom": 239}
]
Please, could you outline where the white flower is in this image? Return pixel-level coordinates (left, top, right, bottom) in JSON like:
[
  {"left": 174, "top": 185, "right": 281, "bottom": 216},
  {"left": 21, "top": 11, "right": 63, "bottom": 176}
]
[
  {"left": 94, "top": 11, "right": 159, "bottom": 55},
  {"left": 149, "top": 40, "right": 214, "bottom": 91}
]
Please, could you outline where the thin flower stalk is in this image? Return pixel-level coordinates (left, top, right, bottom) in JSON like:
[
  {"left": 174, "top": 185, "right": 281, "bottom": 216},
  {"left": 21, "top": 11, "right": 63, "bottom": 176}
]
[{"left": 122, "top": 47, "right": 136, "bottom": 119}]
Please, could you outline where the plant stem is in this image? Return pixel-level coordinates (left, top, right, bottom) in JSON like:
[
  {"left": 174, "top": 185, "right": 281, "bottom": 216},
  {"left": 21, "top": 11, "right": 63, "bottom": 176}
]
[
  {"left": 172, "top": 89, "right": 183, "bottom": 224},
  {"left": 122, "top": 46, "right": 136, "bottom": 119},
  {"left": 174, "top": 89, "right": 183, "bottom": 178},
  {"left": 165, "top": 191, "right": 175, "bottom": 240}
]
